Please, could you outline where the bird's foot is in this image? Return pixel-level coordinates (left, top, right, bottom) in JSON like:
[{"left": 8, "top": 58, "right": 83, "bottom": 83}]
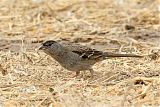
[{"left": 69, "top": 71, "right": 81, "bottom": 78}]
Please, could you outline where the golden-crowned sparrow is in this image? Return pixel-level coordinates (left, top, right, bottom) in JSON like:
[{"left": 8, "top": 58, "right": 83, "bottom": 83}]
[{"left": 38, "top": 40, "right": 143, "bottom": 77}]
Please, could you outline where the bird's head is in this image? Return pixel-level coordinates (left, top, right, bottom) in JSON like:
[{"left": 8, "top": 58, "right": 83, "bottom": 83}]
[{"left": 38, "top": 40, "right": 60, "bottom": 52}]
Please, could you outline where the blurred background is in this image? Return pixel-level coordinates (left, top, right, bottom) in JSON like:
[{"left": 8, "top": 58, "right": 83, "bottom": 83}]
[{"left": 0, "top": 0, "right": 159, "bottom": 52}]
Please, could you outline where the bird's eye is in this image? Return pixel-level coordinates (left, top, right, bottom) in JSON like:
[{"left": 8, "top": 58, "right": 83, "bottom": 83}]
[
  {"left": 43, "top": 41, "right": 56, "bottom": 47},
  {"left": 46, "top": 43, "right": 53, "bottom": 46},
  {"left": 43, "top": 43, "right": 52, "bottom": 47}
]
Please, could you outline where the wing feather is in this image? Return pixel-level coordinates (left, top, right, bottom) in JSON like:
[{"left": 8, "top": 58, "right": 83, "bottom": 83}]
[{"left": 60, "top": 42, "right": 103, "bottom": 60}]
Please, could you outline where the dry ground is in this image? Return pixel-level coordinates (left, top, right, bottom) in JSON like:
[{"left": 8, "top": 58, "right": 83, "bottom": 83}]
[{"left": 0, "top": 0, "right": 160, "bottom": 107}]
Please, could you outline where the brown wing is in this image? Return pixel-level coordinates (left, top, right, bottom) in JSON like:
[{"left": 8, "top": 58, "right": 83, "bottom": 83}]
[
  {"left": 72, "top": 49, "right": 104, "bottom": 60},
  {"left": 60, "top": 41, "right": 104, "bottom": 60}
]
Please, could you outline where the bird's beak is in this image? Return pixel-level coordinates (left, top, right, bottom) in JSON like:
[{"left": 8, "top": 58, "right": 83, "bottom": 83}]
[
  {"left": 35, "top": 45, "right": 45, "bottom": 55},
  {"left": 38, "top": 45, "right": 44, "bottom": 50},
  {"left": 35, "top": 45, "right": 44, "bottom": 53}
]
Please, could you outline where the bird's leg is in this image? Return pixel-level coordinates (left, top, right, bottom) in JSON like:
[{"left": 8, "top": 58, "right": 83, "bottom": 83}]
[
  {"left": 82, "top": 71, "right": 86, "bottom": 78},
  {"left": 75, "top": 71, "right": 80, "bottom": 77},
  {"left": 89, "top": 68, "right": 94, "bottom": 78},
  {"left": 69, "top": 71, "right": 80, "bottom": 78}
]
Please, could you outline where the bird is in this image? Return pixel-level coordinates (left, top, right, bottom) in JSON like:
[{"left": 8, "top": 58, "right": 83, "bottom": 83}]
[{"left": 38, "top": 40, "right": 143, "bottom": 78}]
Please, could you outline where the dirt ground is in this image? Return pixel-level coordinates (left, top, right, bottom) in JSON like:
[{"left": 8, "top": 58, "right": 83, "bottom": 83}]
[{"left": 0, "top": 0, "right": 160, "bottom": 107}]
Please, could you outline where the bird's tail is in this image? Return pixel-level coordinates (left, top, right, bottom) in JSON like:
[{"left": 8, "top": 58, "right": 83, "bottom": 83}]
[{"left": 103, "top": 52, "right": 143, "bottom": 58}]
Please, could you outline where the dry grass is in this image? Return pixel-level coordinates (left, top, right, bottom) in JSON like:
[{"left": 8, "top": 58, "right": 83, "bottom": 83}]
[{"left": 0, "top": 0, "right": 160, "bottom": 106}]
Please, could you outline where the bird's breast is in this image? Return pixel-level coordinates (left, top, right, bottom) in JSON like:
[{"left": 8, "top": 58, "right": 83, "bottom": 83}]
[{"left": 54, "top": 51, "right": 81, "bottom": 71}]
